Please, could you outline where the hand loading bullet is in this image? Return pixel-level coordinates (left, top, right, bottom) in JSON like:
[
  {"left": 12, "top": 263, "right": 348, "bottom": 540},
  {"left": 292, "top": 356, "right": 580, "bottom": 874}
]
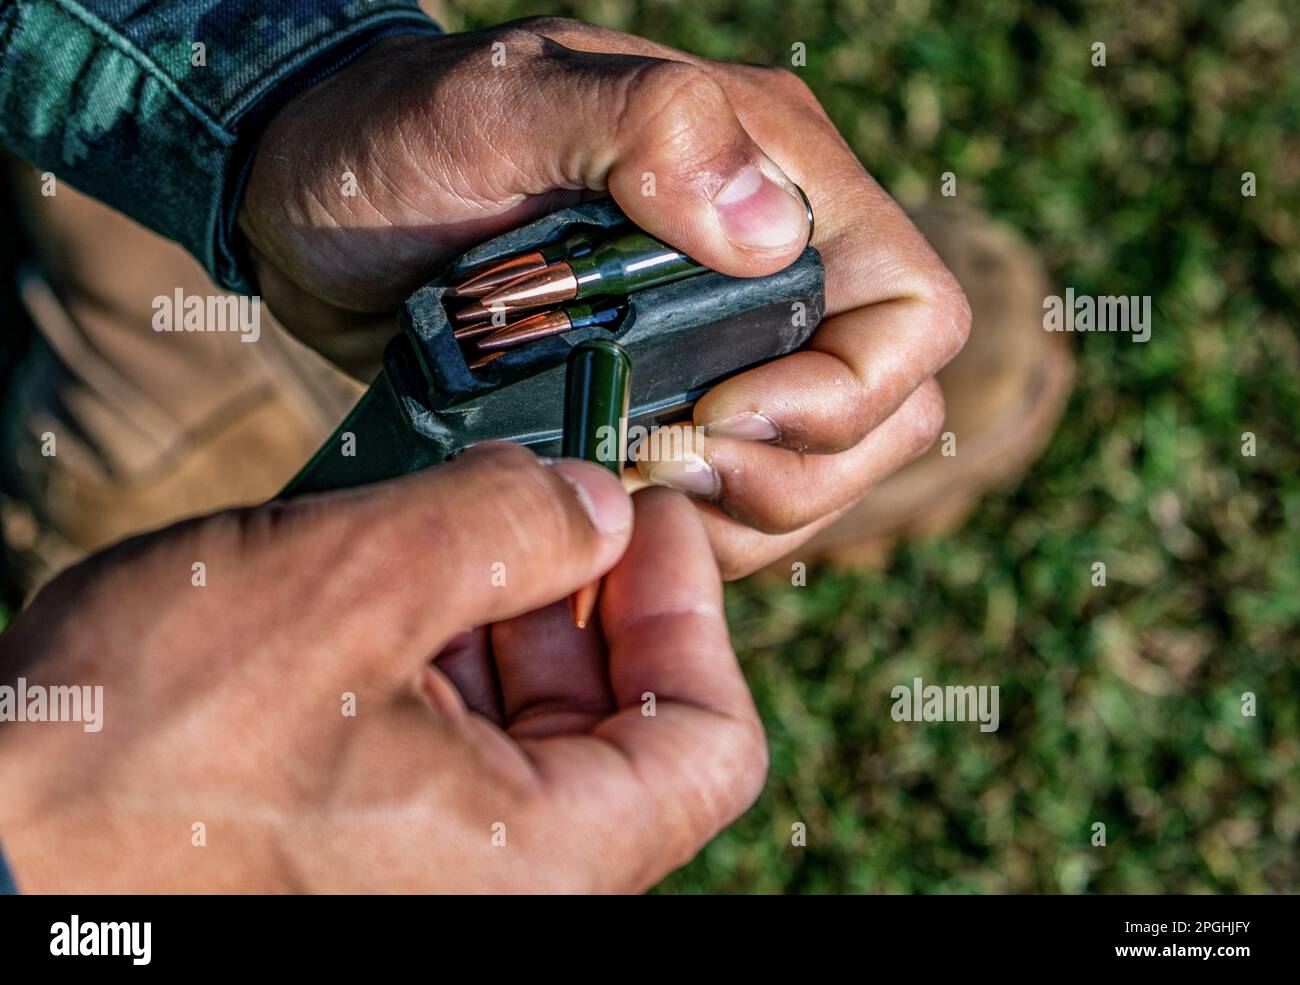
[
  {"left": 451, "top": 228, "right": 609, "bottom": 297},
  {"left": 477, "top": 301, "right": 627, "bottom": 353},
  {"left": 476, "top": 230, "right": 705, "bottom": 316}
]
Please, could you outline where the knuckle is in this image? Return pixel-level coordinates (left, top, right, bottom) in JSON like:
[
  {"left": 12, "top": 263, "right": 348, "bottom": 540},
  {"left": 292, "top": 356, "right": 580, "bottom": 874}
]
[
  {"left": 712, "top": 714, "right": 770, "bottom": 816},
  {"left": 736, "top": 62, "right": 830, "bottom": 120},
  {"left": 223, "top": 500, "right": 313, "bottom": 562},
  {"left": 661, "top": 711, "right": 768, "bottom": 870},
  {"left": 739, "top": 720, "right": 771, "bottom": 800},
  {"left": 924, "top": 265, "right": 973, "bottom": 362},
  {"left": 504, "top": 15, "right": 584, "bottom": 39},
  {"left": 703, "top": 524, "right": 766, "bottom": 582},
  {"left": 619, "top": 60, "right": 733, "bottom": 158},
  {"left": 716, "top": 550, "right": 755, "bottom": 582},
  {"left": 795, "top": 359, "right": 879, "bottom": 451},
  {"left": 745, "top": 495, "right": 810, "bottom": 536},
  {"left": 906, "top": 378, "right": 948, "bottom": 452},
  {"left": 767, "top": 65, "right": 818, "bottom": 104},
  {"left": 634, "top": 60, "right": 726, "bottom": 108},
  {"left": 839, "top": 391, "right": 883, "bottom": 448},
  {"left": 489, "top": 25, "right": 549, "bottom": 57}
]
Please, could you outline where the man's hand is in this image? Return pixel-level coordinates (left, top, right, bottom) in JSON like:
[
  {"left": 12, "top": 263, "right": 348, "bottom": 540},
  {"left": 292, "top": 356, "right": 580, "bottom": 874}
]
[
  {"left": 240, "top": 18, "right": 970, "bottom": 577},
  {"left": 0, "top": 444, "right": 765, "bottom": 892}
]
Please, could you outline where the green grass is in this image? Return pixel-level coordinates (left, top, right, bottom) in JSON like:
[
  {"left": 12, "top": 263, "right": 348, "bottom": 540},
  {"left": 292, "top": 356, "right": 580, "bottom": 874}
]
[{"left": 446, "top": 0, "right": 1300, "bottom": 892}]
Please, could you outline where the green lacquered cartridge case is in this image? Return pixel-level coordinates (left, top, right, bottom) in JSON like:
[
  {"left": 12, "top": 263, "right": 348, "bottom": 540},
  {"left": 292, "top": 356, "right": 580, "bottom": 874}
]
[
  {"left": 570, "top": 231, "right": 703, "bottom": 298},
  {"left": 563, "top": 339, "right": 632, "bottom": 476}
]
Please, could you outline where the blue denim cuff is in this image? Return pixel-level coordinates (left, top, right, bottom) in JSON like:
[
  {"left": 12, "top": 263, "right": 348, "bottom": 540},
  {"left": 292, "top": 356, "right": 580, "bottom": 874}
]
[{"left": 0, "top": 1, "right": 440, "bottom": 294}]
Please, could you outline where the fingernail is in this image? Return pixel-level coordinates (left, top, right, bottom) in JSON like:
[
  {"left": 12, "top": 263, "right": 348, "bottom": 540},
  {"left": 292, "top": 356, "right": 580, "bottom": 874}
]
[
  {"left": 544, "top": 459, "right": 633, "bottom": 535},
  {"left": 644, "top": 455, "right": 721, "bottom": 499},
  {"left": 705, "top": 412, "right": 780, "bottom": 442},
  {"left": 713, "top": 163, "right": 808, "bottom": 251}
]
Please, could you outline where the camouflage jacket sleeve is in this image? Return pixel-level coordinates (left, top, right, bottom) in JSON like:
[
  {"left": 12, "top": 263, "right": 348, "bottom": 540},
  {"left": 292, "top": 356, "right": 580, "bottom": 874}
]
[{"left": 0, "top": 1, "right": 440, "bottom": 292}]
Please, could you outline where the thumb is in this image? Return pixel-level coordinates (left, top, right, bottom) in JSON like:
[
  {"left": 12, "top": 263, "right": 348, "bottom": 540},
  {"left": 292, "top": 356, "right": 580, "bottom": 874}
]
[
  {"left": 490, "top": 32, "right": 811, "bottom": 276},
  {"left": 270, "top": 442, "right": 632, "bottom": 680},
  {"left": 393, "top": 442, "right": 633, "bottom": 631}
]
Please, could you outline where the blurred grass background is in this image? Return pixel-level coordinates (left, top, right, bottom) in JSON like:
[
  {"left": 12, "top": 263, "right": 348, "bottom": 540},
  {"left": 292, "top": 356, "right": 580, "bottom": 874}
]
[{"left": 445, "top": 0, "right": 1299, "bottom": 892}]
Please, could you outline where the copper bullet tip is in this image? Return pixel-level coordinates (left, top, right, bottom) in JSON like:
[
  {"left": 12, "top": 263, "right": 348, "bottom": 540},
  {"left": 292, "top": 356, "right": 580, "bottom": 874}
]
[
  {"left": 452, "top": 320, "right": 504, "bottom": 341},
  {"left": 477, "top": 311, "right": 573, "bottom": 352},
  {"left": 570, "top": 582, "right": 599, "bottom": 629},
  {"left": 453, "top": 298, "right": 514, "bottom": 326},
  {"left": 480, "top": 262, "right": 579, "bottom": 312},
  {"left": 452, "top": 251, "right": 548, "bottom": 297}
]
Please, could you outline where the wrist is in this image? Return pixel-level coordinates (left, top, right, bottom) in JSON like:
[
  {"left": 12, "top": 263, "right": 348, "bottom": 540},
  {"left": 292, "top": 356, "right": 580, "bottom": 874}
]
[
  {"left": 237, "top": 34, "right": 451, "bottom": 304},
  {"left": 229, "top": 27, "right": 443, "bottom": 294}
]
